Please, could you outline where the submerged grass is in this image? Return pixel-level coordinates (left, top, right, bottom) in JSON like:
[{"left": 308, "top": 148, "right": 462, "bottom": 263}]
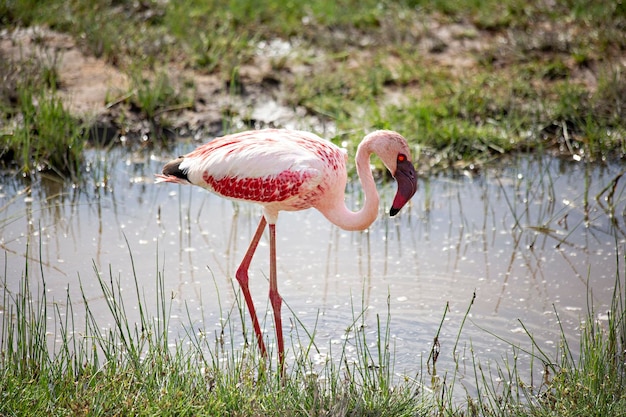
[{"left": 1, "top": 236, "right": 625, "bottom": 415}]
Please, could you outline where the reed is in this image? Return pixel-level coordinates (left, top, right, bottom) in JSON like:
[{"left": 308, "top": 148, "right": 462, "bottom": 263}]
[
  {"left": 2, "top": 234, "right": 624, "bottom": 415},
  {"left": 0, "top": 240, "right": 427, "bottom": 415}
]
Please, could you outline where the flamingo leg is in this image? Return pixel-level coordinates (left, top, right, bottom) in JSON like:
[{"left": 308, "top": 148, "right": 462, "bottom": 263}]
[
  {"left": 235, "top": 216, "right": 268, "bottom": 357},
  {"left": 267, "top": 223, "right": 285, "bottom": 373}
]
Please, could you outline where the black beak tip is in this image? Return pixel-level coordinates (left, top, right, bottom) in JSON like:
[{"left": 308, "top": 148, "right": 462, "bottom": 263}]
[{"left": 390, "top": 207, "right": 400, "bottom": 217}]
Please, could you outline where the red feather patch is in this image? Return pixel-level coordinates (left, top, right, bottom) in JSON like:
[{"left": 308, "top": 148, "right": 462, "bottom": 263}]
[{"left": 203, "top": 170, "right": 313, "bottom": 203}]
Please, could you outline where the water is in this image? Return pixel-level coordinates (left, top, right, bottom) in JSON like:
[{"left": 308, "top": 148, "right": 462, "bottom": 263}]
[{"left": 1, "top": 141, "right": 624, "bottom": 396}]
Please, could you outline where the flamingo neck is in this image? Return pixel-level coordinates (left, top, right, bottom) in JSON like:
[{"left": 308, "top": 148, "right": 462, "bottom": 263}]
[{"left": 320, "top": 143, "right": 380, "bottom": 231}]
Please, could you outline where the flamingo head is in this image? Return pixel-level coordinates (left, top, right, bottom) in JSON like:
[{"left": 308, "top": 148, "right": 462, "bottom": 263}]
[{"left": 363, "top": 130, "right": 418, "bottom": 216}]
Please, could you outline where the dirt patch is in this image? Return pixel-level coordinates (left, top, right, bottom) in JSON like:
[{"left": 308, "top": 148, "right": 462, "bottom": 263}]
[{"left": 1, "top": 26, "right": 129, "bottom": 116}]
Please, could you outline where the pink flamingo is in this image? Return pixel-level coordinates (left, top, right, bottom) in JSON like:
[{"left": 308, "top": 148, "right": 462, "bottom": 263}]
[{"left": 156, "top": 128, "right": 417, "bottom": 371}]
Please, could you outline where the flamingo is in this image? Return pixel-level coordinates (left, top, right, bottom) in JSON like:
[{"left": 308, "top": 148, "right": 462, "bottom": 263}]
[{"left": 156, "top": 128, "right": 418, "bottom": 372}]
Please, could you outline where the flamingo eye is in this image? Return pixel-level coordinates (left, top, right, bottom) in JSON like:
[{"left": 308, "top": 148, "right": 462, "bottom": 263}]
[{"left": 397, "top": 154, "right": 407, "bottom": 162}]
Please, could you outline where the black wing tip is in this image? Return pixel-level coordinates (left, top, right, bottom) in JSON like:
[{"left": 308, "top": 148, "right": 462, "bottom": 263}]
[{"left": 162, "top": 157, "right": 188, "bottom": 181}]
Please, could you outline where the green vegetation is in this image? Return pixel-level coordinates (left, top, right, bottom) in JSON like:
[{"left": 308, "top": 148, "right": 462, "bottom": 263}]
[
  {"left": 1, "top": 0, "right": 625, "bottom": 175},
  {"left": 1, "top": 241, "right": 624, "bottom": 415},
  {"left": 0, "top": 54, "right": 84, "bottom": 178},
  {"left": 0, "top": 248, "right": 429, "bottom": 416},
  {"left": 123, "top": 68, "right": 195, "bottom": 137}
]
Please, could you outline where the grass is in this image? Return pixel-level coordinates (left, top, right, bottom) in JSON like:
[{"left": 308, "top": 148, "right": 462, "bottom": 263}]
[
  {"left": 121, "top": 68, "right": 195, "bottom": 139},
  {"left": 0, "top": 50, "right": 84, "bottom": 178},
  {"left": 0, "top": 241, "right": 429, "bottom": 416},
  {"left": 1, "top": 232, "right": 624, "bottom": 415},
  {"left": 4, "top": 86, "right": 84, "bottom": 179},
  {"left": 1, "top": 0, "right": 625, "bottom": 175}
]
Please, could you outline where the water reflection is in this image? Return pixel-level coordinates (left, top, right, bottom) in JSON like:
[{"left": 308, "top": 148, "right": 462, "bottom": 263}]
[{"left": 1, "top": 145, "right": 624, "bottom": 396}]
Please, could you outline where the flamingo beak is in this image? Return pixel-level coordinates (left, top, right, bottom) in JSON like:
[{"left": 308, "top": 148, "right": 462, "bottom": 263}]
[{"left": 390, "top": 159, "right": 417, "bottom": 216}]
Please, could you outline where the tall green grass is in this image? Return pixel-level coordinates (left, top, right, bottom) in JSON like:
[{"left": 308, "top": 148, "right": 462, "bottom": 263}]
[
  {"left": 0, "top": 54, "right": 84, "bottom": 178},
  {"left": 2, "top": 235, "right": 624, "bottom": 415},
  {"left": 0, "top": 241, "right": 428, "bottom": 415}
]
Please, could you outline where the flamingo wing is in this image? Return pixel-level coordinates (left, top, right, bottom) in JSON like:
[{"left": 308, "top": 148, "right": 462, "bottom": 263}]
[{"left": 164, "top": 130, "right": 339, "bottom": 206}]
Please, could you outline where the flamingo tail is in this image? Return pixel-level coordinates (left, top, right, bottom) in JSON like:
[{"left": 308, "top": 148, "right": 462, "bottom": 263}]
[{"left": 155, "top": 157, "right": 190, "bottom": 184}]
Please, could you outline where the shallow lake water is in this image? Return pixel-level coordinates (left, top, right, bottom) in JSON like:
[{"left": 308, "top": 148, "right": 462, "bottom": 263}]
[{"left": 1, "top": 140, "right": 625, "bottom": 397}]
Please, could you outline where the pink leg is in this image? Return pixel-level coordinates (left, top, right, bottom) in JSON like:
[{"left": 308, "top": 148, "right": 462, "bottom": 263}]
[
  {"left": 268, "top": 223, "right": 285, "bottom": 373},
  {"left": 235, "top": 217, "right": 267, "bottom": 357}
]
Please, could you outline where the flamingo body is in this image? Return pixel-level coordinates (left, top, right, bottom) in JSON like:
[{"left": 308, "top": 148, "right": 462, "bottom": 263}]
[
  {"left": 169, "top": 130, "right": 347, "bottom": 217},
  {"left": 157, "top": 128, "right": 418, "bottom": 372}
]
